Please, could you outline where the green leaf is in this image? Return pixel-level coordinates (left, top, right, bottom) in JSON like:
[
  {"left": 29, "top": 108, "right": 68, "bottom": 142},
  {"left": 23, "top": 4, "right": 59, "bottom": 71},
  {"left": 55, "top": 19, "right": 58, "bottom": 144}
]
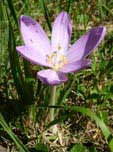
[
  {"left": 89, "top": 147, "right": 97, "bottom": 152},
  {"left": 98, "top": 111, "right": 108, "bottom": 124},
  {"left": 69, "top": 143, "right": 89, "bottom": 152},
  {"left": 57, "top": 78, "right": 75, "bottom": 105},
  {"left": 109, "top": 139, "right": 113, "bottom": 152},
  {"left": 6, "top": 0, "right": 18, "bottom": 25},
  {"left": 67, "top": 0, "right": 72, "bottom": 13},
  {"left": 39, "top": 0, "right": 51, "bottom": 31},
  {"left": 35, "top": 143, "right": 48, "bottom": 152}
]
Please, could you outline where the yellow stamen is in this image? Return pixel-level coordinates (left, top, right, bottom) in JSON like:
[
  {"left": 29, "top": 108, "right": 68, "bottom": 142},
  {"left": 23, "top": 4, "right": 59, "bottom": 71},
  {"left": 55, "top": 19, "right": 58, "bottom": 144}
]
[
  {"left": 47, "top": 53, "right": 56, "bottom": 64},
  {"left": 54, "top": 55, "right": 67, "bottom": 70},
  {"left": 47, "top": 53, "right": 67, "bottom": 71},
  {"left": 61, "top": 55, "right": 67, "bottom": 64}
]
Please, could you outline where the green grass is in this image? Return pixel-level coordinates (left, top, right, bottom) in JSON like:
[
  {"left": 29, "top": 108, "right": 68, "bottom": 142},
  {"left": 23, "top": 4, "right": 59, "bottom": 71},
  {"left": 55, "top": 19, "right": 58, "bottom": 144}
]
[{"left": 0, "top": 0, "right": 113, "bottom": 152}]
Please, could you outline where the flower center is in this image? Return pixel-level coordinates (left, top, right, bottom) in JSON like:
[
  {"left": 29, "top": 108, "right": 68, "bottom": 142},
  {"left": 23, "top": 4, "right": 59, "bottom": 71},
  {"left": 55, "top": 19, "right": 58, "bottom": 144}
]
[{"left": 47, "top": 52, "right": 67, "bottom": 71}]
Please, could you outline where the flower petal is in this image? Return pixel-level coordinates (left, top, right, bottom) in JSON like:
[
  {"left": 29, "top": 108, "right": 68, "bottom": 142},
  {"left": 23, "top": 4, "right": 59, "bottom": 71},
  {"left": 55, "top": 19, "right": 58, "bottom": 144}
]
[
  {"left": 66, "top": 27, "right": 106, "bottom": 63},
  {"left": 59, "top": 59, "right": 91, "bottom": 73},
  {"left": 20, "top": 15, "right": 51, "bottom": 55},
  {"left": 37, "top": 69, "right": 68, "bottom": 85},
  {"left": 51, "top": 12, "right": 72, "bottom": 53},
  {"left": 16, "top": 46, "right": 51, "bottom": 67}
]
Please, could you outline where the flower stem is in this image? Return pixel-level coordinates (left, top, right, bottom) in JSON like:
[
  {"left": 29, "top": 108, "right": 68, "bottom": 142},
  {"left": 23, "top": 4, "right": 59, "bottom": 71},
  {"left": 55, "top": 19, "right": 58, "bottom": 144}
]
[{"left": 49, "top": 86, "right": 56, "bottom": 122}]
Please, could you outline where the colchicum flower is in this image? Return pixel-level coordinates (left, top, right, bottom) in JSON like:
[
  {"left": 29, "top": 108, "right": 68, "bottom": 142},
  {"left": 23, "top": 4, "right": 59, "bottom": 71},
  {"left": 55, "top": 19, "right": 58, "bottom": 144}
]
[{"left": 16, "top": 12, "right": 106, "bottom": 85}]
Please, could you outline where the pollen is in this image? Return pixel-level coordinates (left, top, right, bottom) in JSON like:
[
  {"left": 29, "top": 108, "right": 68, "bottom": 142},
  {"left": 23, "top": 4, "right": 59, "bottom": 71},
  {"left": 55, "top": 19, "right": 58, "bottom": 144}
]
[
  {"left": 61, "top": 55, "right": 67, "bottom": 64},
  {"left": 47, "top": 52, "right": 56, "bottom": 64},
  {"left": 47, "top": 53, "right": 67, "bottom": 71}
]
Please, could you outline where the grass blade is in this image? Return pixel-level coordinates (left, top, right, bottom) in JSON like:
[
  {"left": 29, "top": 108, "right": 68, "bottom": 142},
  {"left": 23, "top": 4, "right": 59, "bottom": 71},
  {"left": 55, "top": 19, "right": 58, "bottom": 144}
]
[
  {"left": 0, "top": 112, "right": 30, "bottom": 152},
  {"left": 6, "top": 0, "right": 18, "bottom": 25},
  {"left": 67, "top": 0, "right": 72, "bottom": 13},
  {"left": 7, "top": 10, "right": 34, "bottom": 105},
  {"left": 65, "top": 106, "right": 111, "bottom": 139},
  {"left": 39, "top": 0, "right": 51, "bottom": 31}
]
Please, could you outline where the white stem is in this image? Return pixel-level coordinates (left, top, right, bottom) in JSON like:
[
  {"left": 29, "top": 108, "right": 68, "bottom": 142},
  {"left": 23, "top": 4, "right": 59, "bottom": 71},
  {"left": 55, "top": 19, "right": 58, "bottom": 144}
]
[{"left": 49, "top": 86, "right": 56, "bottom": 122}]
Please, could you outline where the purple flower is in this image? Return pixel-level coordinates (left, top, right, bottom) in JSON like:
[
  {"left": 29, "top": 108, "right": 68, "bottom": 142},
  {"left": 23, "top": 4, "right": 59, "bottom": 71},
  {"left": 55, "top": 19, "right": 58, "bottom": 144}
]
[{"left": 16, "top": 12, "right": 106, "bottom": 85}]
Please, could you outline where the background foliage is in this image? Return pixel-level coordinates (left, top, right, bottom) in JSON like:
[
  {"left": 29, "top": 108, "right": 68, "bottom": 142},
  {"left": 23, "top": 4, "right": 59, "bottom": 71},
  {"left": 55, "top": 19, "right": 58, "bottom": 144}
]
[{"left": 0, "top": 0, "right": 113, "bottom": 151}]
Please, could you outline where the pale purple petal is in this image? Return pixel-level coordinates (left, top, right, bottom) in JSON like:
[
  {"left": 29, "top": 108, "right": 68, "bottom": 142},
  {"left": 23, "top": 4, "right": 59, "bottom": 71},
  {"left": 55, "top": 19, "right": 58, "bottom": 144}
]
[
  {"left": 37, "top": 69, "right": 68, "bottom": 85},
  {"left": 51, "top": 12, "right": 72, "bottom": 53},
  {"left": 20, "top": 15, "right": 51, "bottom": 55},
  {"left": 16, "top": 46, "right": 51, "bottom": 67},
  {"left": 59, "top": 59, "right": 91, "bottom": 73},
  {"left": 66, "top": 27, "right": 106, "bottom": 63}
]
